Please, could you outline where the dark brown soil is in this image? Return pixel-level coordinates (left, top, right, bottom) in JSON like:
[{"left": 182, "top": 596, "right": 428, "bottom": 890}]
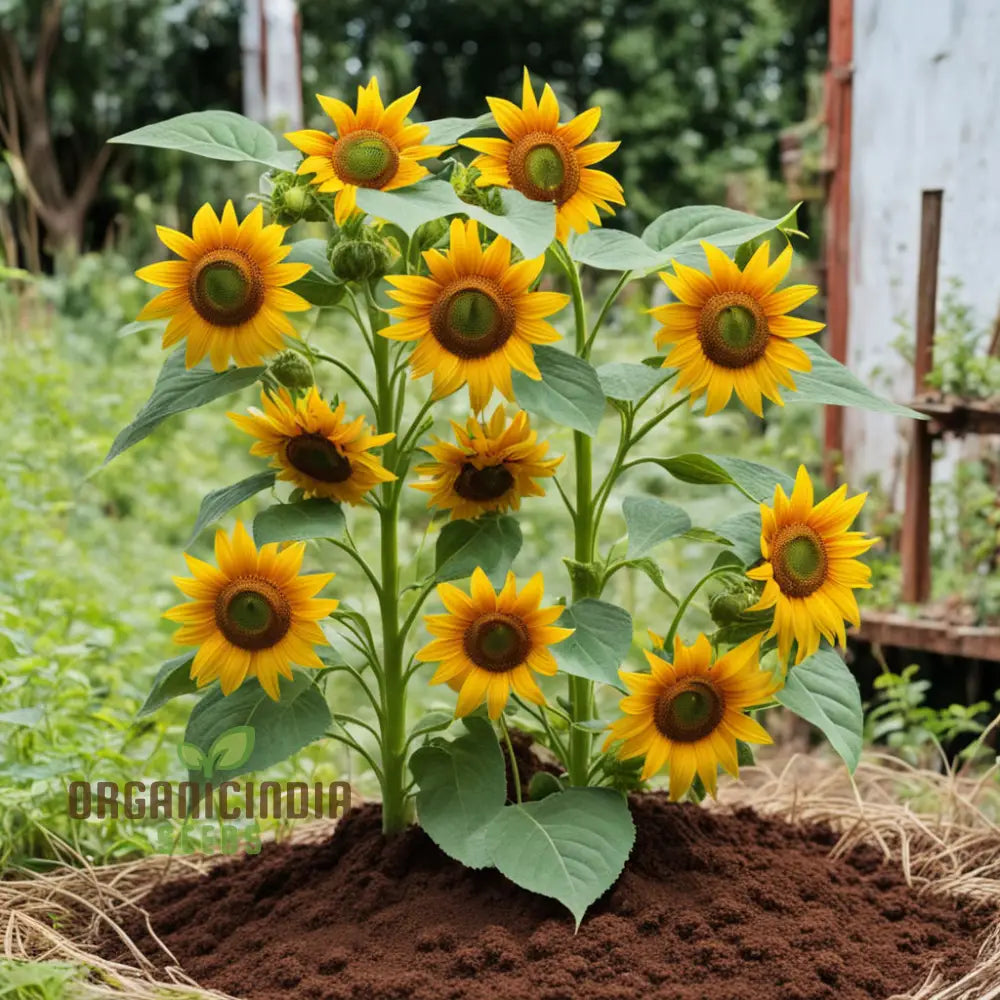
[{"left": 103, "top": 795, "right": 993, "bottom": 1000}]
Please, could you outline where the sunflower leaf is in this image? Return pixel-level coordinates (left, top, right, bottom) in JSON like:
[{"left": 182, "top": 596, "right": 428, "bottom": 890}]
[
  {"left": 777, "top": 648, "right": 863, "bottom": 772},
  {"left": 434, "top": 515, "right": 523, "bottom": 588},
  {"left": 512, "top": 346, "right": 606, "bottom": 436},
  {"left": 356, "top": 180, "right": 555, "bottom": 258},
  {"left": 653, "top": 454, "right": 794, "bottom": 502},
  {"left": 109, "top": 111, "right": 298, "bottom": 170},
  {"left": 789, "top": 339, "right": 926, "bottom": 418},
  {"left": 713, "top": 508, "right": 763, "bottom": 566},
  {"left": 553, "top": 599, "right": 632, "bottom": 689},
  {"left": 422, "top": 112, "right": 496, "bottom": 146},
  {"left": 566, "top": 229, "right": 662, "bottom": 271},
  {"left": 105, "top": 351, "right": 265, "bottom": 464},
  {"left": 187, "top": 471, "right": 276, "bottom": 549},
  {"left": 485, "top": 787, "right": 636, "bottom": 928},
  {"left": 138, "top": 653, "right": 197, "bottom": 717},
  {"left": 285, "top": 239, "right": 345, "bottom": 307},
  {"left": 622, "top": 497, "right": 692, "bottom": 558},
  {"left": 596, "top": 362, "right": 673, "bottom": 403},
  {"left": 410, "top": 716, "right": 507, "bottom": 869},
  {"left": 252, "top": 499, "right": 346, "bottom": 546},
  {"left": 183, "top": 672, "right": 331, "bottom": 791}
]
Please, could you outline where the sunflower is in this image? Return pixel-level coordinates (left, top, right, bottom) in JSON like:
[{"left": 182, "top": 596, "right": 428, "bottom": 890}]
[
  {"left": 413, "top": 405, "right": 562, "bottom": 520},
  {"left": 228, "top": 387, "right": 395, "bottom": 504},
  {"left": 747, "top": 465, "right": 877, "bottom": 665},
  {"left": 651, "top": 241, "right": 824, "bottom": 417},
  {"left": 164, "top": 522, "right": 338, "bottom": 700},
  {"left": 604, "top": 633, "right": 780, "bottom": 799},
  {"left": 136, "top": 202, "right": 311, "bottom": 371},
  {"left": 417, "top": 567, "right": 573, "bottom": 719},
  {"left": 285, "top": 77, "right": 449, "bottom": 225},
  {"left": 460, "top": 69, "right": 624, "bottom": 243},
  {"left": 382, "top": 218, "right": 568, "bottom": 411}
]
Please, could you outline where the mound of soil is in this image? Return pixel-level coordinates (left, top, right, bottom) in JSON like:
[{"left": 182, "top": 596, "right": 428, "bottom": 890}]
[{"left": 105, "top": 796, "right": 992, "bottom": 1000}]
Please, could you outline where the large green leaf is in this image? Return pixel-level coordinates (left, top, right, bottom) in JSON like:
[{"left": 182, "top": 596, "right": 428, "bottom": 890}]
[
  {"left": 434, "top": 515, "right": 522, "bottom": 588},
  {"left": 777, "top": 648, "right": 863, "bottom": 772},
  {"left": 714, "top": 509, "right": 763, "bottom": 566},
  {"left": 184, "top": 672, "right": 331, "bottom": 783},
  {"left": 553, "top": 599, "right": 632, "bottom": 688},
  {"left": 422, "top": 113, "right": 495, "bottom": 146},
  {"left": 485, "top": 787, "right": 636, "bottom": 927},
  {"left": 187, "top": 471, "right": 276, "bottom": 548},
  {"left": 284, "top": 239, "right": 345, "bottom": 307},
  {"left": 512, "top": 346, "right": 605, "bottom": 436},
  {"left": 567, "top": 229, "right": 661, "bottom": 271},
  {"left": 642, "top": 204, "right": 800, "bottom": 269},
  {"left": 655, "top": 454, "right": 794, "bottom": 502},
  {"left": 596, "top": 362, "right": 673, "bottom": 403},
  {"left": 252, "top": 499, "right": 346, "bottom": 546},
  {"left": 138, "top": 653, "right": 197, "bottom": 717},
  {"left": 356, "top": 180, "right": 556, "bottom": 258},
  {"left": 105, "top": 352, "right": 264, "bottom": 463},
  {"left": 622, "top": 497, "right": 691, "bottom": 558},
  {"left": 410, "top": 716, "right": 507, "bottom": 869},
  {"left": 109, "top": 111, "right": 297, "bottom": 170},
  {"left": 790, "top": 339, "right": 925, "bottom": 418}
]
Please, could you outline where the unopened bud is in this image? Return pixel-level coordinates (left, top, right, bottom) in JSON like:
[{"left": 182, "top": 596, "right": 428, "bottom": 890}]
[{"left": 268, "top": 350, "right": 314, "bottom": 391}]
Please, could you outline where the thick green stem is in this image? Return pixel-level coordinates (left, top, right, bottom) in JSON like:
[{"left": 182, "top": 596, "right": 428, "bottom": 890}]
[{"left": 371, "top": 312, "right": 412, "bottom": 835}]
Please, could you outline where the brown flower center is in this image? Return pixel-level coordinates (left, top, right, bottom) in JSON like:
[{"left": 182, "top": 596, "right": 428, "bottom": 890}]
[
  {"left": 463, "top": 612, "right": 531, "bottom": 672},
  {"left": 333, "top": 130, "right": 400, "bottom": 188},
  {"left": 654, "top": 677, "right": 725, "bottom": 742},
  {"left": 508, "top": 131, "right": 580, "bottom": 205},
  {"left": 215, "top": 576, "right": 292, "bottom": 650},
  {"left": 453, "top": 462, "right": 514, "bottom": 502},
  {"left": 429, "top": 276, "right": 516, "bottom": 359},
  {"left": 697, "top": 292, "right": 771, "bottom": 369},
  {"left": 285, "top": 433, "right": 353, "bottom": 484},
  {"left": 189, "top": 248, "right": 265, "bottom": 327},
  {"left": 771, "top": 523, "right": 828, "bottom": 598}
]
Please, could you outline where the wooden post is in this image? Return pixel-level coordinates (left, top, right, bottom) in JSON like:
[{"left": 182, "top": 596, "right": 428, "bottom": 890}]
[{"left": 900, "top": 190, "right": 942, "bottom": 604}]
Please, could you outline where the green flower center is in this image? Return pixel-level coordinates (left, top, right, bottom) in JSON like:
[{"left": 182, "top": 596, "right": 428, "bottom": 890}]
[
  {"left": 654, "top": 678, "right": 724, "bottom": 742},
  {"left": 524, "top": 145, "right": 565, "bottom": 192},
  {"left": 333, "top": 130, "right": 400, "bottom": 188},
  {"left": 771, "top": 523, "right": 828, "bottom": 598},
  {"left": 464, "top": 612, "right": 532, "bottom": 673},
  {"left": 215, "top": 577, "right": 292, "bottom": 651},
  {"left": 697, "top": 292, "right": 770, "bottom": 369},
  {"left": 430, "top": 276, "right": 515, "bottom": 360},
  {"left": 189, "top": 249, "right": 265, "bottom": 327},
  {"left": 509, "top": 132, "right": 580, "bottom": 204},
  {"left": 285, "top": 433, "right": 353, "bottom": 484},
  {"left": 453, "top": 462, "right": 514, "bottom": 502}
]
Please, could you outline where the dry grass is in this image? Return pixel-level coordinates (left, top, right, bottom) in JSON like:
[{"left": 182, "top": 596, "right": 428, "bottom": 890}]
[{"left": 1, "top": 755, "right": 998, "bottom": 999}]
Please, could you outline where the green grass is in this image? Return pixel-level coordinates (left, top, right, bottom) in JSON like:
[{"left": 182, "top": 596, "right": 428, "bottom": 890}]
[{"left": 0, "top": 250, "right": 824, "bottom": 870}]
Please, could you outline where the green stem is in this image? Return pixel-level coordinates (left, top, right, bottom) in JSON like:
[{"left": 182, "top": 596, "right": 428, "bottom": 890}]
[
  {"left": 499, "top": 716, "right": 522, "bottom": 804},
  {"left": 371, "top": 305, "right": 412, "bottom": 836},
  {"left": 663, "top": 565, "right": 735, "bottom": 652},
  {"left": 557, "top": 244, "right": 597, "bottom": 787},
  {"left": 583, "top": 270, "right": 631, "bottom": 357}
]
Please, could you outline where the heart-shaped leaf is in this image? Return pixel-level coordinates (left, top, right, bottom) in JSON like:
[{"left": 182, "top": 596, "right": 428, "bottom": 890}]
[
  {"left": 434, "top": 515, "right": 522, "bottom": 588},
  {"left": 187, "top": 471, "right": 276, "bottom": 548},
  {"left": 553, "top": 599, "right": 633, "bottom": 688},
  {"left": 622, "top": 497, "right": 692, "bottom": 558},
  {"left": 512, "top": 346, "right": 606, "bottom": 436},
  {"left": 253, "top": 499, "right": 346, "bottom": 546},
  {"left": 138, "top": 653, "right": 197, "bottom": 717}
]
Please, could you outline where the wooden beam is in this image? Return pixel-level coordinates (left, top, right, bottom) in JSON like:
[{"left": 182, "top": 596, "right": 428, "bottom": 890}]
[
  {"left": 822, "top": 0, "right": 853, "bottom": 485},
  {"left": 900, "top": 190, "right": 943, "bottom": 604}
]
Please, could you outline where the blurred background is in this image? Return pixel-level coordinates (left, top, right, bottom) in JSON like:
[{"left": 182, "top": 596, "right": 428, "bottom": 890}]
[{"left": 1, "top": 0, "right": 998, "bottom": 872}]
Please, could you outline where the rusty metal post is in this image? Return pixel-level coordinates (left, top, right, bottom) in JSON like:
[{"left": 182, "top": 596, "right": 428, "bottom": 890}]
[{"left": 900, "top": 190, "right": 942, "bottom": 604}]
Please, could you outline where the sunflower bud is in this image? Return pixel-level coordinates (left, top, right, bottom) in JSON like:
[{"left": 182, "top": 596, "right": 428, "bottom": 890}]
[
  {"left": 708, "top": 576, "right": 763, "bottom": 627},
  {"left": 268, "top": 350, "right": 314, "bottom": 391},
  {"left": 412, "top": 217, "right": 450, "bottom": 253},
  {"left": 451, "top": 163, "right": 504, "bottom": 214},
  {"left": 269, "top": 171, "right": 328, "bottom": 225},
  {"left": 327, "top": 224, "right": 394, "bottom": 283}
]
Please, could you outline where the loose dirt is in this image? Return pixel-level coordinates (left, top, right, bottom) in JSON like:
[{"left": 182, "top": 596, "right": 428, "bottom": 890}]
[{"left": 106, "top": 793, "right": 991, "bottom": 1000}]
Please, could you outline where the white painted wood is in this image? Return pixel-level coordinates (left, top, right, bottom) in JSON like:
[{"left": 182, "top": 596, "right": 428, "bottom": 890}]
[
  {"left": 847, "top": 0, "right": 1000, "bottom": 488},
  {"left": 240, "top": 0, "right": 302, "bottom": 130},
  {"left": 241, "top": 0, "right": 266, "bottom": 124}
]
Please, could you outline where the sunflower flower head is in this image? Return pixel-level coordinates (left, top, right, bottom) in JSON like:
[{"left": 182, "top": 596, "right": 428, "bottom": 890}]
[
  {"left": 461, "top": 68, "right": 624, "bottom": 242},
  {"left": 747, "top": 465, "right": 878, "bottom": 665},
  {"left": 285, "top": 78, "right": 449, "bottom": 225},
  {"left": 164, "top": 522, "right": 338, "bottom": 700},
  {"left": 417, "top": 568, "right": 573, "bottom": 719},
  {"left": 228, "top": 387, "right": 395, "bottom": 505},
  {"left": 604, "top": 633, "right": 780, "bottom": 800},
  {"left": 136, "top": 202, "right": 311, "bottom": 371},
  {"left": 382, "top": 218, "right": 569, "bottom": 411},
  {"left": 413, "top": 405, "right": 563, "bottom": 520},
  {"left": 651, "top": 241, "right": 824, "bottom": 417}
]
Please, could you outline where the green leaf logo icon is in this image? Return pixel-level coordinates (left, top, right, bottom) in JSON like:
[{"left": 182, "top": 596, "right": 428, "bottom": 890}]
[{"left": 177, "top": 725, "right": 256, "bottom": 779}]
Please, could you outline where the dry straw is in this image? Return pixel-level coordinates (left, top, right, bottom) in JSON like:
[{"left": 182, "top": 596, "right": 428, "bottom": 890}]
[{"left": 2, "top": 755, "right": 998, "bottom": 1000}]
